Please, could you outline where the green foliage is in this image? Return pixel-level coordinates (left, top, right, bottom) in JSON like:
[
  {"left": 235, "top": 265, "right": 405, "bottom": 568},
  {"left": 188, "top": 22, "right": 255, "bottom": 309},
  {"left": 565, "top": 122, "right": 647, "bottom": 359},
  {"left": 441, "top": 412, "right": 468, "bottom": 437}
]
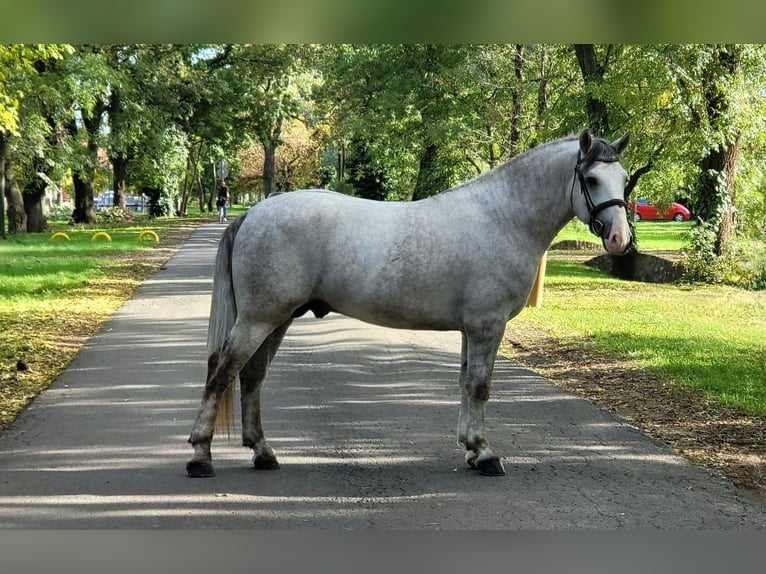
[
  {"left": 129, "top": 124, "right": 189, "bottom": 213},
  {"left": 344, "top": 138, "right": 390, "bottom": 200},
  {"left": 97, "top": 207, "right": 134, "bottom": 223},
  {"left": 0, "top": 44, "right": 72, "bottom": 136},
  {"left": 329, "top": 179, "right": 354, "bottom": 195},
  {"left": 747, "top": 251, "right": 766, "bottom": 290},
  {"left": 46, "top": 204, "right": 74, "bottom": 223},
  {"left": 729, "top": 241, "right": 766, "bottom": 291},
  {"left": 3, "top": 43, "right": 766, "bottom": 279},
  {"left": 682, "top": 220, "right": 730, "bottom": 284},
  {"left": 681, "top": 220, "right": 765, "bottom": 290}
]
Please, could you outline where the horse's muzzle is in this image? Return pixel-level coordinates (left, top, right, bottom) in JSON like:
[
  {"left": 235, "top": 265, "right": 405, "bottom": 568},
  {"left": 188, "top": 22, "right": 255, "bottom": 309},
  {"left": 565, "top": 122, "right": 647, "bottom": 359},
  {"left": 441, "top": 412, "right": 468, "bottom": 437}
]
[{"left": 602, "top": 228, "right": 632, "bottom": 255}]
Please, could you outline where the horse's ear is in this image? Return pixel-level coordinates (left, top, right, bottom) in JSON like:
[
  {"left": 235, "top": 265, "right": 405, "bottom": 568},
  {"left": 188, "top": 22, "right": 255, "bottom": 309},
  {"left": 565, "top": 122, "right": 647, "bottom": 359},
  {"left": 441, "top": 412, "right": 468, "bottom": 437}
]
[
  {"left": 612, "top": 132, "right": 631, "bottom": 155},
  {"left": 579, "top": 129, "right": 593, "bottom": 154}
]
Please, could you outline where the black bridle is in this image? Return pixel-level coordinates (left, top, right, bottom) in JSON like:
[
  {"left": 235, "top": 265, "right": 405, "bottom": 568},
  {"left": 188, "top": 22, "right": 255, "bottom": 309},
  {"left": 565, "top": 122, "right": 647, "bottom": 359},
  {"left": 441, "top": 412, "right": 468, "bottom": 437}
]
[{"left": 571, "top": 150, "right": 629, "bottom": 238}]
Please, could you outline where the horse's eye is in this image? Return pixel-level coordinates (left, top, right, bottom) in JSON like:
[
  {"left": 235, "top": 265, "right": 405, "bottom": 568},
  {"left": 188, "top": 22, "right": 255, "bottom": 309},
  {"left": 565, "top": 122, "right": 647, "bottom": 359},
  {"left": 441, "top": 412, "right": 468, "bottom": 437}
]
[{"left": 585, "top": 176, "right": 598, "bottom": 187}]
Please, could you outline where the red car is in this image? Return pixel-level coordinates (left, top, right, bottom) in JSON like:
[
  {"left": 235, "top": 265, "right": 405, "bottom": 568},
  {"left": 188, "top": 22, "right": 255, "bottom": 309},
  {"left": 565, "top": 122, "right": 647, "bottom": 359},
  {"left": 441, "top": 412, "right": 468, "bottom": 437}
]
[{"left": 633, "top": 198, "right": 691, "bottom": 222}]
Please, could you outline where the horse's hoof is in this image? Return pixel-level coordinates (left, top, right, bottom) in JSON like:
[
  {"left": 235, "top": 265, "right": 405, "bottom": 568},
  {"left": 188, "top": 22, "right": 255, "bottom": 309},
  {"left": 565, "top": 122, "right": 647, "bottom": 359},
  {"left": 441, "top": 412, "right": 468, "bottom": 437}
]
[
  {"left": 477, "top": 458, "right": 506, "bottom": 476},
  {"left": 253, "top": 454, "right": 280, "bottom": 470},
  {"left": 186, "top": 460, "right": 215, "bottom": 477}
]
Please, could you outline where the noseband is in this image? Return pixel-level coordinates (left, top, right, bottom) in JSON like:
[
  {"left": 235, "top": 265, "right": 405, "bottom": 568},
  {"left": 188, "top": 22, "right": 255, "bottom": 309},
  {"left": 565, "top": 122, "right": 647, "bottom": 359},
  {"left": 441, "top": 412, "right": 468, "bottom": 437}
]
[{"left": 571, "top": 151, "right": 628, "bottom": 237}]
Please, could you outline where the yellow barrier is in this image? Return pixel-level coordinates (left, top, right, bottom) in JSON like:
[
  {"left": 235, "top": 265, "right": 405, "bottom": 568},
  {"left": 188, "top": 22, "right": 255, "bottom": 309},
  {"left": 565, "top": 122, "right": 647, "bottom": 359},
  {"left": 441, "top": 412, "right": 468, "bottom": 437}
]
[
  {"left": 50, "top": 232, "right": 71, "bottom": 241},
  {"left": 91, "top": 231, "right": 112, "bottom": 242},
  {"left": 138, "top": 229, "right": 159, "bottom": 243}
]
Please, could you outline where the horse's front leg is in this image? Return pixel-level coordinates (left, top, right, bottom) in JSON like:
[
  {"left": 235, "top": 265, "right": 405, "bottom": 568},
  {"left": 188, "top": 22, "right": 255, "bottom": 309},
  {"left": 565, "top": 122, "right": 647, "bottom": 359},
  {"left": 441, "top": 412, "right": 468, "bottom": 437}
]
[
  {"left": 462, "top": 323, "right": 506, "bottom": 476},
  {"left": 457, "top": 333, "right": 469, "bottom": 448}
]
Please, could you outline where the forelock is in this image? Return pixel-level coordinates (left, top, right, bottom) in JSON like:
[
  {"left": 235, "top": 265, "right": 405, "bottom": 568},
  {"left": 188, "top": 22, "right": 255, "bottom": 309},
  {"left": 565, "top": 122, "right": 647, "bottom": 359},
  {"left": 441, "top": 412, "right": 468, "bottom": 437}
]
[{"left": 580, "top": 138, "right": 621, "bottom": 171}]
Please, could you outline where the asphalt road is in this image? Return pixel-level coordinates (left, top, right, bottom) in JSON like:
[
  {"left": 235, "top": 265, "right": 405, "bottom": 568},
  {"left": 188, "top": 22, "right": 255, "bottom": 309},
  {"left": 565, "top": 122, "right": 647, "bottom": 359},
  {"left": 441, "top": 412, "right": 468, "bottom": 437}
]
[{"left": 1, "top": 223, "right": 764, "bottom": 529}]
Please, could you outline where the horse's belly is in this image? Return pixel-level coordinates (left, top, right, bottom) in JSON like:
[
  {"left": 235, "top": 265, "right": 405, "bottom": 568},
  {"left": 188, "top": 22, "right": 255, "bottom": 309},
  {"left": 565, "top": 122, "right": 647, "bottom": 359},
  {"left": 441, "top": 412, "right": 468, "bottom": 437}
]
[
  {"left": 324, "top": 290, "right": 462, "bottom": 331},
  {"left": 337, "top": 306, "right": 460, "bottom": 331}
]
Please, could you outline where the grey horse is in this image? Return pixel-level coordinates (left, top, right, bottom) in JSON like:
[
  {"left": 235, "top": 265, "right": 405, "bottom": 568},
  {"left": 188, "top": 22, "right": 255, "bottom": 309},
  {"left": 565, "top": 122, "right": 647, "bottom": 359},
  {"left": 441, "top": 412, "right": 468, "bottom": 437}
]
[{"left": 187, "top": 129, "right": 632, "bottom": 478}]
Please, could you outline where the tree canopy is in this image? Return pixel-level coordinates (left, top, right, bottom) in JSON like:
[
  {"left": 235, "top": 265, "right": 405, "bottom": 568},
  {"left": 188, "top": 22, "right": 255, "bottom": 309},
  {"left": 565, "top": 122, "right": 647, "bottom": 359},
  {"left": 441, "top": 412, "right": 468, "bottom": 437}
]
[{"left": 2, "top": 44, "right": 765, "bottom": 285}]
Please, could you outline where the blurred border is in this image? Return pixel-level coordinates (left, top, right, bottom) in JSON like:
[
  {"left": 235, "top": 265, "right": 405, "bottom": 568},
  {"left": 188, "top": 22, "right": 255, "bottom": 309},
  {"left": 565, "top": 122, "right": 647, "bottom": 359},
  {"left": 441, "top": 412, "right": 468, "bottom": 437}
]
[
  {"left": 1, "top": 531, "right": 765, "bottom": 574},
  {"left": 3, "top": 0, "right": 766, "bottom": 43}
]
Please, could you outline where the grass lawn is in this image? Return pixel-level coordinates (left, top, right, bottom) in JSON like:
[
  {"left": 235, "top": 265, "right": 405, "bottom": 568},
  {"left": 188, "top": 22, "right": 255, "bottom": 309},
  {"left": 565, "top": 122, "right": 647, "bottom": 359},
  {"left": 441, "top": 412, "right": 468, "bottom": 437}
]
[
  {"left": 1, "top": 227, "right": 159, "bottom": 299},
  {"left": 510, "top": 259, "right": 766, "bottom": 417},
  {"left": 0, "top": 214, "right": 213, "bottom": 428},
  {"left": 555, "top": 219, "right": 694, "bottom": 251}
]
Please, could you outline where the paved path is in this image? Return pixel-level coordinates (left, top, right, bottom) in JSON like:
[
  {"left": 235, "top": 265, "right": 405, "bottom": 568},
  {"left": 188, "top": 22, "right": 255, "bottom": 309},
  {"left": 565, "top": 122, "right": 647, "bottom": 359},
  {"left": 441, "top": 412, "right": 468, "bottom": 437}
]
[{"left": 1, "top": 223, "right": 765, "bottom": 529}]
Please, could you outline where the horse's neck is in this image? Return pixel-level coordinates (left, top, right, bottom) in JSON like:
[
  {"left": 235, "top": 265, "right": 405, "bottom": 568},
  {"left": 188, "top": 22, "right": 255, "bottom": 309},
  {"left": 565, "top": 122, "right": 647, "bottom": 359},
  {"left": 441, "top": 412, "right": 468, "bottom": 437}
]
[{"left": 478, "top": 141, "right": 577, "bottom": 250}]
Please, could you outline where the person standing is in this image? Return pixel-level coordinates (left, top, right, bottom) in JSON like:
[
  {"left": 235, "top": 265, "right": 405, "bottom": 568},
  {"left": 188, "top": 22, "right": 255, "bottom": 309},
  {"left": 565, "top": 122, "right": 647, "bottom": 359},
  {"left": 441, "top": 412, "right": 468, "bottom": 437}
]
[{"left": 216, "top": 181, "right": 229, "bottom": 223}]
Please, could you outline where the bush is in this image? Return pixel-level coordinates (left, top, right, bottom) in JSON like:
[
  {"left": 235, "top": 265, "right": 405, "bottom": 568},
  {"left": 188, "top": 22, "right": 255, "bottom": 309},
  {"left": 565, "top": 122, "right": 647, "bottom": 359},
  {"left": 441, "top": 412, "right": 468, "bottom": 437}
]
[
  {"left": 46, "top": 204, "right": 73, "bottom": 223},
  {"left": 682, "top": 221, "right": 728, "bottom": 284},
  {"left": 731, "top": 242, "right": 766, "bottom": 290},
  {"left": 98, "top": 207, "right": 134, "bottom": 223},
  {"left": 682, "top": 222, "right": 766, "bottom": 290}
]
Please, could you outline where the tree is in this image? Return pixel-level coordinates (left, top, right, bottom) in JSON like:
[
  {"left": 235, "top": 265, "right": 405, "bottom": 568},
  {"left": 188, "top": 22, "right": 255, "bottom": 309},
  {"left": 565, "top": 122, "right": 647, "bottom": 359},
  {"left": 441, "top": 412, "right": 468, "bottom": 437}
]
[
  {"left": 0, "top": 44, "right": 72, "bottom": 235},
  {"left": 208, "top": 45, "right": 316, "bottom": 199},
  {"left": 317, "top": 45, "right": 474, "bottom": 200},
  {"left": 345, "top": 137, "right": 390, "bottom": 200},
  {"left": 129, "top": 124, "right": 188, "bottom": 216},
  {"left": 573, "top": 44, "right": 611, "bottom": 136},
  {"left": 54, "top": 46, "right": 115, "bottom": 224},
  {"left": 691, "top": 45, "right": 743, "bottom": 255},
  {"left": 236, "top": 118, "right": 324, "bottom": 198}
]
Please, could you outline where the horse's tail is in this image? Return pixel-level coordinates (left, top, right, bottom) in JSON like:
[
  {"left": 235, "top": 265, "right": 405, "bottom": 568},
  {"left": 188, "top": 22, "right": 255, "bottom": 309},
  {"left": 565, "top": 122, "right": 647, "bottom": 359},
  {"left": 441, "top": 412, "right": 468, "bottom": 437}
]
[{"left": 208, "top": 213, "right": 249, "bottom": 436}]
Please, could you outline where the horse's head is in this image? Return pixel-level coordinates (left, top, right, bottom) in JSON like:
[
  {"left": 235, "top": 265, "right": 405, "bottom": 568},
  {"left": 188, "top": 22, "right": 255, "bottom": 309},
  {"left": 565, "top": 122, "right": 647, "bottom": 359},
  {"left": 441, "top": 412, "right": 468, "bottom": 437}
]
[{"left": 571, "top": 129, "right": 632, "bottom": 255}]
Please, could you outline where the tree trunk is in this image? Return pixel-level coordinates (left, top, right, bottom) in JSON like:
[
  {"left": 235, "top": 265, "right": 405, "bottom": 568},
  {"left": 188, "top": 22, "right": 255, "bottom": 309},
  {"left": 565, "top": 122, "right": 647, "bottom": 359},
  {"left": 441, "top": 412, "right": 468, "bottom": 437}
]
[
  {"left": 189, "top": 142, "right": 205, "bottom": 213},
  {"left": 263, "top": 142, "right": 277, "bottom": 198},
  {"left": 71, "top": 172, "right": 97, "bottom": 224},
  {"left": 0, "top": 133, "right": 6, "bottom": 238},
  {"left": 509, "top": 44, "right": 524, "bottom": 158},
  {"left": 207, "top": 160, "right": 216, "bottom": 213},
  {"left": 68, "top": 104, "right": 102, "bottom": 224},
  {"left": 108, "top": 88, "right": 127, "bottom": 209},
  {"left": 197, "top": 171, "right": 205, "bottom": 212},
  {"left": 112, "top": 153, "right": 128, "bottom": 209},
  {"left": 536, "top": 54, "right": 549, "bottom": 135},
  {"left": 23, "top": 172, "right": 48, "bottom": 233},
  {"left": 5, "top": 162, "right": 26, "bottom": 234},
  {"left": 412, "top": 142, "right": 451, "bottom": 201},
  {"left": 337, "top": 141, "right": 345, "bottom": 183},
  {"left": 697, "top": 131, "right": 741, "bottom": 256},
  {"left": 179, "top": 153, "right": 193, "bottom": 216},
  {"left": 261, "top": 116, "right": 283, "bottom": 198},
  {"left": 573, "top": 44, "right": 610, "bottom": 135},
  {"left": 694, "top": 45, "right": 742, "bottom": 258}
]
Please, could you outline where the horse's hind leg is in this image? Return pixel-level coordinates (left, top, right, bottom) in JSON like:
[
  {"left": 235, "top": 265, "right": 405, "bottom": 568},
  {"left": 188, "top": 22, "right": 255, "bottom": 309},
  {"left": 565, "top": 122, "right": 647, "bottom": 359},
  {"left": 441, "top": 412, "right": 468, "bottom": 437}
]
[
  {"left": 187, "top": 320, "right": 276, "bottom": 477},
  {"left": 240, "top": 320, "right": 292, "bottom": 470},
  {"left": 462, "top": 323, "right": 506, "bottom": 476}
]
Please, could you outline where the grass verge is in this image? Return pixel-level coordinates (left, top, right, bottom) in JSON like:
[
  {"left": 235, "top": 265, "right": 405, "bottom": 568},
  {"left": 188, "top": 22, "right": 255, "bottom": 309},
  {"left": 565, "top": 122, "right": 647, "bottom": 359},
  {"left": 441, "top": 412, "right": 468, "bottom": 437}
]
[
  {"left": 0, "top": 216, "right": 209, "bottom": 430},
  {"left": 511, "top": 261, "right": 766, "bottom": 415}
]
